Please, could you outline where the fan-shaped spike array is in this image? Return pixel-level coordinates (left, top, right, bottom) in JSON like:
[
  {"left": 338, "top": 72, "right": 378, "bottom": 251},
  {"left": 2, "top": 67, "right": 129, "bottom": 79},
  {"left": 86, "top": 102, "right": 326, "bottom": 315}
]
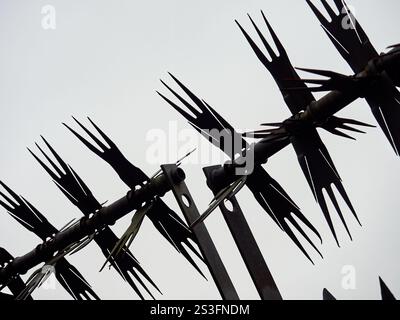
[
  {"left": 28, "top": 138, "right": 161, "bottom": 300},
  {"left": 159, "top": 73, "right": 323, "bottom": 263},
  {"left": 0, "top": 181, "right": 98, "bottom": 300},
  {"left": 234, "top": 12, "right": 370, "bottom": 246},
  {"left": 307, "top": 0, "right": 400, "bottom": 156},
  {"left": 0, "top": 0, "right": 399, "bottom": 301},
  {"left": 63, "top": 117, "right": 206, "bottom": 277}
]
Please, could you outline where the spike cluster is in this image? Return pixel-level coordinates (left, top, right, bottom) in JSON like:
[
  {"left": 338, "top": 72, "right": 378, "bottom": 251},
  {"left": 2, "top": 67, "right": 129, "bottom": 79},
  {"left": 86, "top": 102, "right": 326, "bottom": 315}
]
[
  {"left": 0, "top": 181, "right": 99, "bottom": 300},
  {"left": 158, "top": 73, "right": 323, "bottom": 263},
  {"left": 234, "top": 10, "right": 376, "bottom": 246},
  {"left": 306, "top": 0, "right": 400, "bottom": 155},
  {"left": 63, "top": 117, "right": 206, "bottom": 278},
  {"left": 28, "top": 136, "right": 162, "bottom": 299},
  {"left": 0, "top": 0, "right": 399, "bottom": 301}
]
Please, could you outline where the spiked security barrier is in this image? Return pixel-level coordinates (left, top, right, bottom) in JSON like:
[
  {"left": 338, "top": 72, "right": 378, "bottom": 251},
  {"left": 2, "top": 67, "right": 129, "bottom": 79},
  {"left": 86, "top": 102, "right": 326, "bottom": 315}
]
[{"left": 0, "top": 0, "right": 398, "bottom": 300}]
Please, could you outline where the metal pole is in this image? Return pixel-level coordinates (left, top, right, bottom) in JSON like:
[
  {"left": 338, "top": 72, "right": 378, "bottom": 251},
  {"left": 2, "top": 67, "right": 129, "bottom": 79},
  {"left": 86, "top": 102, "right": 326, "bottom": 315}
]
[
  {"left": 203, "top": 165, "right": 282, "bottom": 300},
  {"left": 161, "top": 164, "right": 239, "bottom": 300}
]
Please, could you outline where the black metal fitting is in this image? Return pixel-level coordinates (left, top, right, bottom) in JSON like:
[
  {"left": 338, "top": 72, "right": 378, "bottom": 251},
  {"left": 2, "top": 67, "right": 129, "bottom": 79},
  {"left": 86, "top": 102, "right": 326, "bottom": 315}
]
[{"left": 205, "top": 163, "right": 242, "bottom": 192}]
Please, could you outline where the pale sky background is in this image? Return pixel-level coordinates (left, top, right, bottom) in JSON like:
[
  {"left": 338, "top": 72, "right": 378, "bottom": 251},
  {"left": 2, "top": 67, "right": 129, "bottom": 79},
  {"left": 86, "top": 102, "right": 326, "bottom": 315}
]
[{"left": 0, "top": 0, "right": 399, "bottom": 300}]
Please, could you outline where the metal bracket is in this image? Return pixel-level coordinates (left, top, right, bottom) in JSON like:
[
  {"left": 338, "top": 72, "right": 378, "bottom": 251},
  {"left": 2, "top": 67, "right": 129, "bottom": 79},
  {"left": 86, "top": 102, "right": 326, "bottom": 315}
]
[
  {"left": 203, "top": 165, "right": 282, "bottom": 300},
  {"left": 161, "top": 164, "right": 239, "bottom": 300}
]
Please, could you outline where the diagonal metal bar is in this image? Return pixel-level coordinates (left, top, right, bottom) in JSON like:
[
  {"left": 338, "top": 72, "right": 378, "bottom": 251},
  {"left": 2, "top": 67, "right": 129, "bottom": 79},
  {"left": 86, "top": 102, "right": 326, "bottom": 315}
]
[
  {"left": 0, "top": 165, "right": 184, "bottom": 291},
  {"left": 203, "top": 165, "right": 282, "bottom": 300},
  {"left": 161, "top": 164, "right": 239, "bottom": 300}
]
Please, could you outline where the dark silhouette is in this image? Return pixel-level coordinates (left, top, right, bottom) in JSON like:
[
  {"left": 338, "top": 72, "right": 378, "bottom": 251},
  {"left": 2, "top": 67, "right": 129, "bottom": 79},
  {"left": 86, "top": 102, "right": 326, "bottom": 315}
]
[
  {"left": 158, "top": 73, "right": 322, "bottom": 263},
  {"left": 235, "top": 11, "right": 375, "bottom": 246},
  {"left": 0, "top": 248, "right": 33, "bottom": 300},
  {"left": 63, "top": 117, "right": 206, "bottom": 278},
  {"left": 322, "top": 288, "right": 336, "bottom": 301},
  {"left": 380, "top": 277, "right": 396, "bottom": 300},
  {"left": 28, "top": 137, "right": 161, "bottom": 300},
  {"left": 0, "top": 0, "right": 398, "bottom": 301},
  {"left": 306, "top": 0, "right": 400, "bottom": 156},
  {"left": 0, "top": 181, "right": 99, "bottom": 300}
]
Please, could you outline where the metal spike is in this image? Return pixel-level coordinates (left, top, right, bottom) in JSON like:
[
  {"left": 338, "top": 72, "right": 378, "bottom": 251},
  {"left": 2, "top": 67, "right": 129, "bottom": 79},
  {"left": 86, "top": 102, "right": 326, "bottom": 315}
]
[
  {"left": 247, "top": 13, "right": 276, "bottom": 59},
  {"left": 379, "top": 277, "right": 397, "bottom": 300},
  {"left": 156, "top": 90, "right": 196, "bottom": 122},
  {"left": 160, "top": 80, "right": 201, "bottom": 117},
  {"left": 72, "top": 116, "right": 108, "bottom": 152},
  {"left": 235, "top": 20, "right": 270, "bottom": 67}
]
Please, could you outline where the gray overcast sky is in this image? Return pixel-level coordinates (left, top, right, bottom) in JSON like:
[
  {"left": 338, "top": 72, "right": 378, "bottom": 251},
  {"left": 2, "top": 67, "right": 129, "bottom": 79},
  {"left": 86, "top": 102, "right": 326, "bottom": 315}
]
[{"left": 0, "top": 0, "right": 399, "bottom": 300}]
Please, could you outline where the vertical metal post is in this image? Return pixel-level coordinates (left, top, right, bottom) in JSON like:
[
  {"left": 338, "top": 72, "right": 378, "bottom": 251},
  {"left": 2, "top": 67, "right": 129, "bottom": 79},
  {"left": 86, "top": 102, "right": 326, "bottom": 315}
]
[
  {"left": 161, "top": 164, "right": 239, "bottom": 300},
  {"left": 203, "top": 165, "right": 282, "bottom": 300}
]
